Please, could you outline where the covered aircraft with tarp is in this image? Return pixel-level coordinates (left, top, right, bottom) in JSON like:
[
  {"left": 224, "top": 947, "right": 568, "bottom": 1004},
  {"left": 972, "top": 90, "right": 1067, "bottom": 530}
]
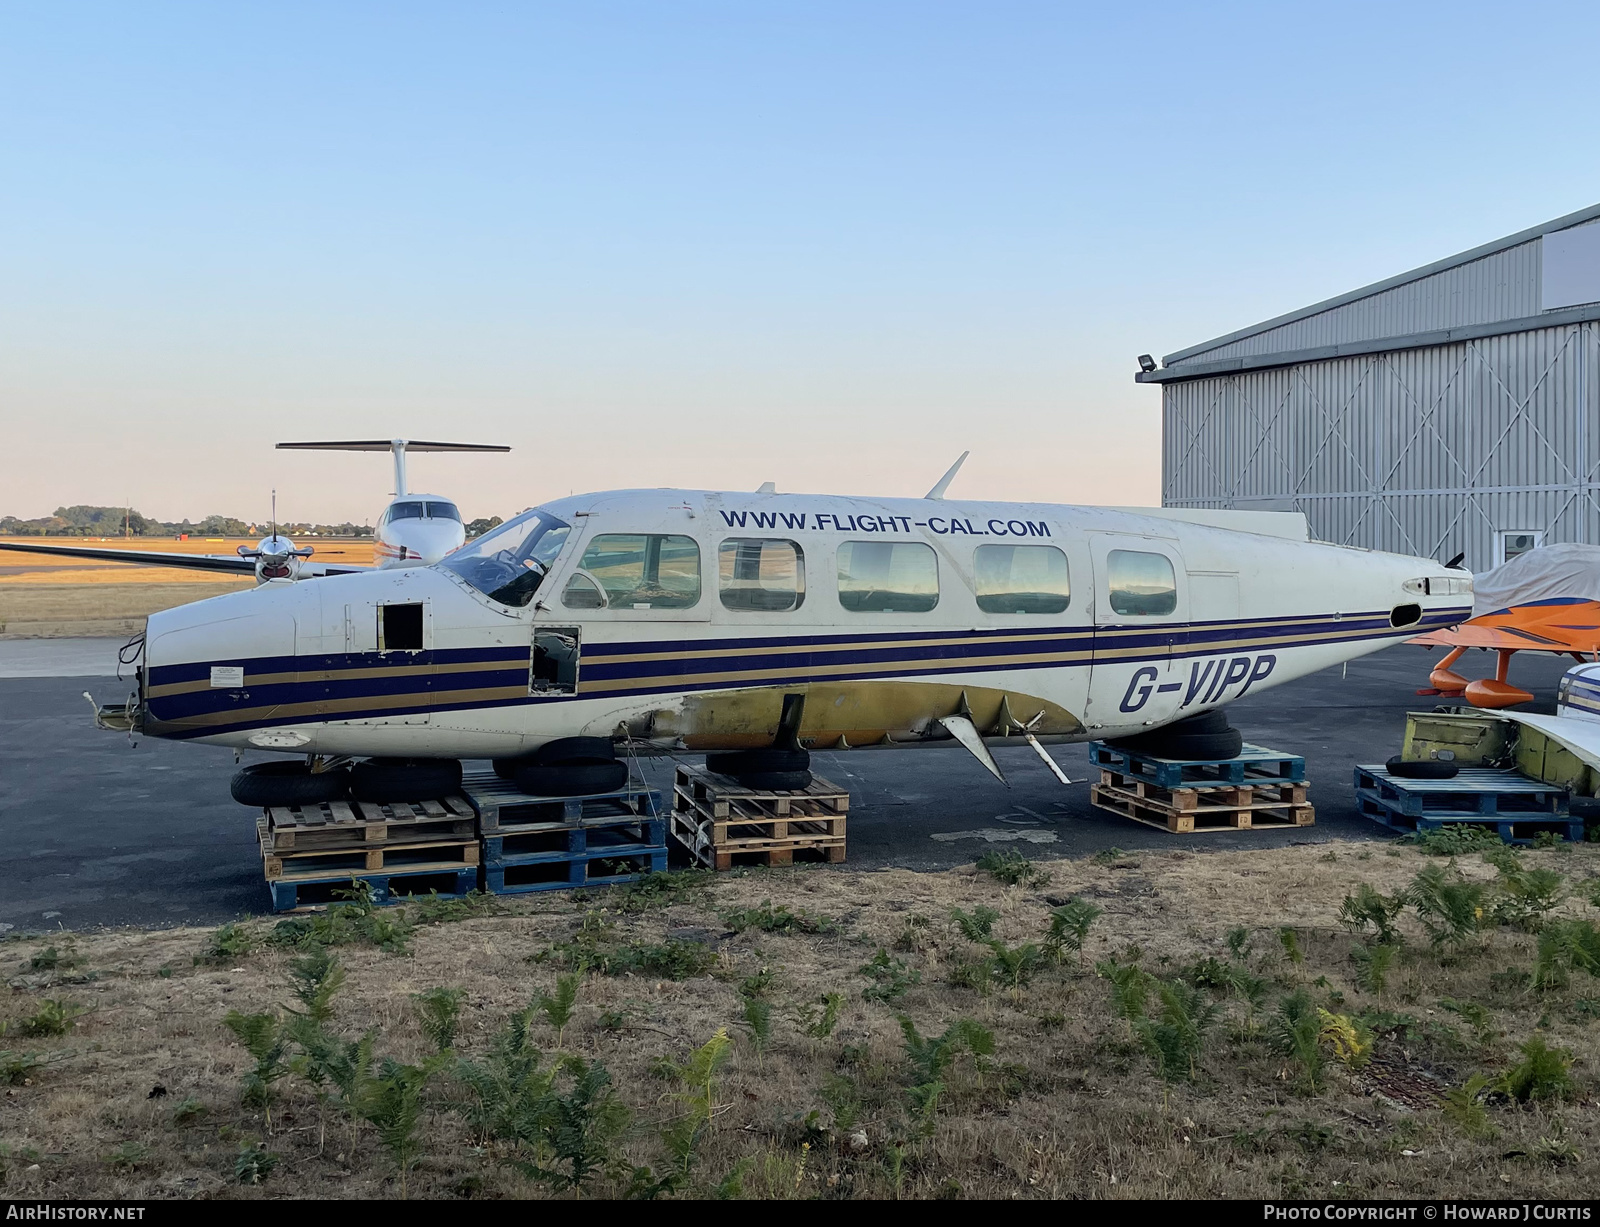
[{"left": 1413, "top": 543, "right": 1600, "bottom": 707}]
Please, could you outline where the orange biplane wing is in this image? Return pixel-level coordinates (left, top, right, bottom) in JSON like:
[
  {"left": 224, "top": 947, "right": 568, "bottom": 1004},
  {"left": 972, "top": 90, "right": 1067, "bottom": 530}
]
[{"left": 1412, "top": 598, "right": 1600, "bottom": 707}]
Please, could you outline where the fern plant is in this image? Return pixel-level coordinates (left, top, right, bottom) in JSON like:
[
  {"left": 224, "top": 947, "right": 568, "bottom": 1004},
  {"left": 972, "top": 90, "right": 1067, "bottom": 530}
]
[
  {"left": 1441, "top": 1073, "right": 1497, "bottom": 1139},
  {"left": 1270, "top": 989, "right": 1324, "bottom": 1094},
  {"left": 988, "top": 940, "right": 1045, "bottom": 999},
  {"left": 223, "top": 1010, "right": 289, "bottom": 1130},
  {"left": 1339, "top": 883, "right": 1405, "bottom": 945},
  {"left": 1499, "top": 1035, "right": 1572, "bottom": 1103},
  {"left": 454, "top": 1006, "right": 553, "bottom": 1147},
  {"left": 800, "top": 993, "right": 844, "bottom": 1039},
  {"left": 1532, "top": 919, "right": 1600, "bottom": 991},
  {"left": 1349, "top": 942, "right": 1398, "bottom": 995},
  {"left": 1406, "top": 862, "right": 1489, "bottom": 952},
  {"left": 1096, "top": 956, "right": 1151, "bottom": 1022},
  {"left": 1227, "top": 966, "right": 1269, "bottom": 1035},
  {"left": 1486, "top": 851, "right": 1565, "bottom": 930},
  {"left": 897, "top": 1016, "right": 995, "bottom": 1135},
  {"left": 538, "top": 974, "right": 580, "bottom": 1048},
  {"left": 656, "top": 1030, "right": 733, "bottom": 1187},
  {"left": 1316, "top": 1009, "right": 1372, "bottom": 1069},
  {"left": 1134, "top": 980, "right": 1220, "bottom": 1082},
  {"left": 951, "top": 906, "right": 1000, "bottom": 942},
  {"left": 362, "top": 1056, "right": 439, "bottom": 1197},
  {"left": 1226, "top": 927, "right": 1253, "bottom": 961},
  {"left": 1278, "top": 927, "right": 1305, "bottom": 969},
  {"left": 514, "top": 1057, "right": 630, "bottom": 1193},
  {"left": 411, "top": 986, "right": 466, "bottom": 1053},
  {"left": 287, "top": 949, "right": 345, "bottom": 1024},
  {"left": 1045, "top": 899, "right": 1102, "bottom": 966}
]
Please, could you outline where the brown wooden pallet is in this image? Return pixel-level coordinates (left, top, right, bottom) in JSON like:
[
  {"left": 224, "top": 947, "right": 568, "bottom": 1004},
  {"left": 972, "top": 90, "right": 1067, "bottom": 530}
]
[
  {"left": 668, "top": 808, "right": 846, "bottom": 871},
  {"left": 256, "top": 814, "right": 480, "bottom": 881},
  {"left": 1096, "top": 769, "right": 1310, "bottom": 813},
  {"left": 672, "top": 765, "right": 849, "bottom": 820},
  {"left": 262, "top": 795, "right": 476, "bottom": 852},
  {"left": 1090, "top": 783, "right": 1315, "bottom": 834}
]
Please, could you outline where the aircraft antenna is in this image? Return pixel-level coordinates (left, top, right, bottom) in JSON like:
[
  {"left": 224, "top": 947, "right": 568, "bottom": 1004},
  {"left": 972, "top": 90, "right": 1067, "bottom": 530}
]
[{"left": 925, "top": 451, "right": 970, "bottom": 500}]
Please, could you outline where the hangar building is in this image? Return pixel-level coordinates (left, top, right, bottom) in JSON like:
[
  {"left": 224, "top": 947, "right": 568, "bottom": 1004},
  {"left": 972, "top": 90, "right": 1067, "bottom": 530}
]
[{"left": 1139, "top": 202, "right": 1600, "bottom": 571}]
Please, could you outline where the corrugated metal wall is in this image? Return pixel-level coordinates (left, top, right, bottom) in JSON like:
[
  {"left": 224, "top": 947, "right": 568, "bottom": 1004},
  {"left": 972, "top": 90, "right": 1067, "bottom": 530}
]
[{"left": 1162, "top": 321, "right": 1600, "bottom": 570}]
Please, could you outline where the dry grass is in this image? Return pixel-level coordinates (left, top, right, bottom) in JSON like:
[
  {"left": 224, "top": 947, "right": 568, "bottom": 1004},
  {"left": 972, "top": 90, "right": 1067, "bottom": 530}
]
[
  {"left": 0, "top": 538, "right": 375, "bottom": 637},
  {"left": 2, "top": 840, "right": 1598, "bottom": 1200}
]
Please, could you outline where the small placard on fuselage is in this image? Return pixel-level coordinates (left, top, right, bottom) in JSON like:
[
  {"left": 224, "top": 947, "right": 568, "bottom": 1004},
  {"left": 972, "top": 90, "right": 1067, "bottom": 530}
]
[{"left": 210, "top": 666, "right": 245, "bottom": 689}]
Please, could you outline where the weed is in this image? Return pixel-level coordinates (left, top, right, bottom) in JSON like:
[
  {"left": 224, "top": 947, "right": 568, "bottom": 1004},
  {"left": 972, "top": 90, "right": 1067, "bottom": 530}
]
[
  {"left": 1291, "top": 1120, "right": 1333, "bottom": 1152},
  {"left": 234, "top": 1142, "right": 278, "bottom": 1185},
  {"left": 4, "top": 999, "right": 85, "bottom": 1039},
  {"left": 1227, "top": 967, "right": 1270, "bottom": 1033},
  {"left": 893, "top": 912, "right": 932, "bottom": 953},
  {"left": 26, "top": 946, "right": 79, "bottom": 973},
  {"left": 1349, "top": 942, "right": 1398, "bottom": 995},
  {"left": 800, "top": 993, "right": 843, "bottom": 1039},
  {"left": 406, "top": 889, "right": 502, "bottom": 924},
  {"left": 1499, "top": 1035, "right": 1572, "bottom": 1103},
  {"left": 0, "top": 1052, "right": 42, "bottom": 1086},
  {"left": 1441, "top": 1073, "right": 1496, "bottom": 1139},
  {"left": 947, "top": 956, "right": 997, "bottom": 997},
  {"left": 200, "top": 922, "right": 255, "bottom": 964},
  {"left": 1532, "top": 831, "right": 1562, "bottom": 851},
  {"left": 1226, "top": 927, "right": 1253, "bottom": 961},
  {"left": 1438, "top": 998, "right": 1497, "bottom": 1048},
  {"left": 1035, "top": 1010, "right": 1066, "bottom": 1031},
  {"left": 1485, "top": 850, "right": 1566, "bottom": 929},
  {"left": 1412, "top": 825, "right": 1506, "bottom": 856},
  {"left": 1271, "top": 989, "right": 1324, "bottom": 1094},
  {"left": 1045, "top": 898, "right": 1102, "bottom": 965},
  {"left": 1278, "top": 928, "right": 1305, "bottom": 968},
  {"left": 287, "top": 948, "right": 345, "bottom": 1025},
  {"left": 600, "top": 1008, "right": 628, "bottom": 1032},
  {"left": 171, "top": 1096, "right": 206, "bottom": 1125},
  {"left": 976, "top": 848, "right": 1050, "bottom": 886},
  {"left": 615, "top": 868, "right": 714, "bottom": 911},
  {"left": 988, "top": 940, "right": 1045, "bottom": 997},
  {"left": 0, "top": 1142, "right": 41, "bottom": 1186},
  {"left": 821, "top": 1072, "right": 860, "bottom": 1132},
  {"left": 1135, "top": 979, "right": 1220, "bottom": 1082},
  {"left": 223, "top": 1011, "right": 289, "bottom": 1129},
  {"left": 951, "top": 906, "right": 1000, "bottom": 942},
  {"left": 1339, "top": 883, "right": 1405, "bottom": 944},
  {"left": 859, "top": 948, "right": 920, "bottom": 1003},
  {"left": 898, "top": 1015, "right": 995, "bottom": 1134},
  {"left": 412, "top": 986, "right": 467, "bottom": 1053},
  {"left": 535, "top": 974, "right": 580, "bottom": 1048},
  {"left": 1186, "top": 956, "right": 1233, "bottom": 990},
  {"left": 1406, "top": 863, "right": 1489, "bottom": 951},
  {"left": 1533, "top": 919, "right": 1600, "bottom": 991},
  {"left": 103, "top": 1142, "right": 148, "bottom": 1172},
  {"left": 606, "top": 940, "right": 717, "bottom": 980},
  {"left": 1093, "top": 847, "right": 1126, "bottom": 865},
  {"left": 1533, "top": 1124, "right": 1582, "bottom": 1166},
  {"left": 721, "top": 899, "right": 837, "bottom": 935}
]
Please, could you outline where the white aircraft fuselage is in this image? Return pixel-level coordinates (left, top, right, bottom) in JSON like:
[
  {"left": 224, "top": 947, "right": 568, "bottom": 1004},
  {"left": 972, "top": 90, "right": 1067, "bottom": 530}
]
[{"left": 134, "top": 489, "right": 1473, "bottom": 756}]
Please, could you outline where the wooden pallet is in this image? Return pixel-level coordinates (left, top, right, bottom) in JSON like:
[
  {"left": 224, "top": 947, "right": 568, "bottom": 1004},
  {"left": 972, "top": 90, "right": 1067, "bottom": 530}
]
[
  {"left": 1090, "top": 781, "right": 1315, "bottom": 834},
  {"left": 1088, "top": 741, "right": 1306, "bottom": 790},
  {"left": 261, "top": 796, "right": 476, "bottom": 852},
  {"left": 256, "top": 814, "right": 479, "bottom": 881},
  {"left": 482, "top": 848, "right": 668, "bottom": 895},
  {"left": 1355, "top": 793, "right": 1583, "bottom": 845},
  {"left": 673, "top": 764, "right": 849, "bottom": 820},
  {"left": 1097, "top": 769, "right": 1309, "bottom": 813},
  {"left": 1352, "top": 766, "right": 1567, "bottom": 818},
  {"left": 267, "top": 866, "right": 480, "bottom": 914},
  {"left": 460, "top": 770, "right": 663, "bottom": 833},
  {"left": 670, "top": 765, "right": 849, "bottom": 868},
  {"left": 482, "top": 816, "right": 667, "bottom": 867}
]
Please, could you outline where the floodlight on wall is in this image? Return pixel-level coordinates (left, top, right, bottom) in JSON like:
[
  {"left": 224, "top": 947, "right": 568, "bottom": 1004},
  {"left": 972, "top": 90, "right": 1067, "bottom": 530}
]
[{"left": 1137, "top": 354, "right": 1157, "bottom": 373}]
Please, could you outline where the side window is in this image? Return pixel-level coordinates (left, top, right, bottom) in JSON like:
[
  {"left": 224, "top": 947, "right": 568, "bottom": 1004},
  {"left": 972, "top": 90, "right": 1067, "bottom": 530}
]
[
  {"left": 1107, "top": 549, "right": 1177, "bottom": 616},
  {"left": 719, "top": 538, "right": 805, "bottom": 612},
  {"left": 574, "top": 533, "right": 701, "bottom": 610},
  {"left": 562, "top": 574, "right": 606, "bottom": 609},
  {"left": 974, "top": 544, "right": 1070, "bottom": 614},
  {"left": 837, "top": 541, "right": 938, "bottom": 613}
]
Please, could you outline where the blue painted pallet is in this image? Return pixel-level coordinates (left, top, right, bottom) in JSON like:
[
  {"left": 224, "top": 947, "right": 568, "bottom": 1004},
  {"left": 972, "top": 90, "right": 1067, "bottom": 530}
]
[
  {"left": 1352, "top": 765, "right": 1567, "bottom": 818},
  {"left": 267, "top": 866, "right": 479, "bottom": 914},
  {"left": 1088, "top": 741, "right": 1306, "bottom": 790},
  {"left": 482, "top": 847, "right": 668, "bottom": 895},
  {"left": 460, "top": 770, "right": 664, "bottom": 833},
  {"left": 482, "top": 816, "right": 667, "bottom": 867},
  {"left": 1355, "top": 791, "right": 1583, "bottom": 845}
]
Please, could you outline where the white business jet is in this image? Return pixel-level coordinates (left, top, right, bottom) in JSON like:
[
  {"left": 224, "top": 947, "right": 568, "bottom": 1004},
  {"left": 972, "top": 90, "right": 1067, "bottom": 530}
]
[
  {"left": 0, "top": 439, "right": 508, "bottom": 584},
  {"left": 102, "top": 468, "right": 1474, "bottom": 804}
]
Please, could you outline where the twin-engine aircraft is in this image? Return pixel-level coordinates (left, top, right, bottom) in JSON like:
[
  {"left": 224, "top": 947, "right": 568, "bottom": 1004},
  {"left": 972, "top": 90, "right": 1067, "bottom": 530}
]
[
  {"left": 104, "top": 483, "right": 1474, "bottom": 802},
  {"left": 0, "top": 439, "right": 507, "bottom": 584}
]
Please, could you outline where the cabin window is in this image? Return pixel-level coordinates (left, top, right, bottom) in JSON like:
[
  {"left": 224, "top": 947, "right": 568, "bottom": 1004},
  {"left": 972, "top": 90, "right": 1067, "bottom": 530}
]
[
  {"left": 837, "top": 541, "right": 939, "bottom": 613},
  {"left": 378, "top": 603, "right": 424, "bottom": 650},
  {"left": 562, "top": 573, "right": 606, "bottom": 609},
  {"left": 574, "top": 533, "right": 701, "bottom": 610},
  {"left": 719, "top": 538, "right": 805, "bottom": 612},
  {"left": 974, "top": 544, "right": 1070, "bottom": 614},
  {"left": 1106, "top": 550, "right": 1177, "bottom": 617}
]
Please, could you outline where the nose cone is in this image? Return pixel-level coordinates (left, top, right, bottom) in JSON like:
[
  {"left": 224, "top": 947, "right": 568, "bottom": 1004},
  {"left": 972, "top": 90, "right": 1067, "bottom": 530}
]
[
  {"left": 389, "top": 518, "right": 466, "bottom": 564},
  {"left": 142, "top": 583, "right": 306, "bottom": 740}
]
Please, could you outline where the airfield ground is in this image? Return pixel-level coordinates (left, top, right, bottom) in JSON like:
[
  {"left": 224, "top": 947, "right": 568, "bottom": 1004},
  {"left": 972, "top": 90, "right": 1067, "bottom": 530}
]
[{"left": 1, "top": 597, "right": 1596, "bottom": 1199}]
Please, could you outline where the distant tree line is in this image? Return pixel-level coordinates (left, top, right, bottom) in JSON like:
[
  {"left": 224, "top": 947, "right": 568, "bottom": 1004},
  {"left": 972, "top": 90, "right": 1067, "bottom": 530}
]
[{"left": 0, "top": 505, "right": 375, "bottom": 538}]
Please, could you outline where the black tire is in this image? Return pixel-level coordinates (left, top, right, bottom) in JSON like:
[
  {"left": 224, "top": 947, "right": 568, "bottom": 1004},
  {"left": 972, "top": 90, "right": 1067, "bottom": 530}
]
[
  {"left": 1568, "top": 796, "right": 1600, "bottom": 820},
  {"left": 1155, "top": 729, "right": 1245, "bottom": 760},
  {"left": 706, "top": 748, "right": 811, "bottom": 776},
  {"left": 513, "top": 759, "right": 629, "bottom": 797},
  {"left": 1158, "top": 709, "right": 1231, "bottom": 736},
  {"left": 230, "top": 761, "right": 349, "bottom": 807},
  {"left": 732, "top": 769, "right": 813, "bottom": 792},
  {"left": 349, "top": 757, "right": 463, "bottom": 803},
  {"left": 533, "top": 736, "right": 616, "bottom": 765},
  {"left": 492, "top": 756, "right": 527, "bottom": 781},
  {"left": 1386, "top": 755, "right": 1459, "bottom": 780}
]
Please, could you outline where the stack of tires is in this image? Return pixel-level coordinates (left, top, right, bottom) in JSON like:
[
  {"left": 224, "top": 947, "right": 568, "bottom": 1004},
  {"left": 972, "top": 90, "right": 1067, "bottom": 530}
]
[
  {"left": 1107, "top": 709, "right": 1243, "bottom": 761},
  {"left": 493, "top": 737, "right": 629, "bottom": 798},
  {"left": 703, "top": 747, "right": 811, "bottom": 791},
  {"left": 229, "top": 757, "right": 464, "bottom": 807}
]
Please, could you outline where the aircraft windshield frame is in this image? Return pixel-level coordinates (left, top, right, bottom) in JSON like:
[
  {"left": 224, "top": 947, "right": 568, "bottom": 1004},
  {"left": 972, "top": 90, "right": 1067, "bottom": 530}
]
[{"left": 438, "top": 508, "right": 573, "bottom": 607}]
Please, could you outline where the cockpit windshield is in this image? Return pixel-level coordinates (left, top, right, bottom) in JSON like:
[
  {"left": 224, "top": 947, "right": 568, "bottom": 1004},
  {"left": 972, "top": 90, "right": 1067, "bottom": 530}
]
[{"left": 437, "top": 508, "right": 572, "bottom": 607}]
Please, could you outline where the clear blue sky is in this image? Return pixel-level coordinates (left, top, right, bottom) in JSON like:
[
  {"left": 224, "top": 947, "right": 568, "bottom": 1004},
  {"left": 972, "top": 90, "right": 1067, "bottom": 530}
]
[{"left": 5, "top": 1, "right": 1600, "bottom": 524}]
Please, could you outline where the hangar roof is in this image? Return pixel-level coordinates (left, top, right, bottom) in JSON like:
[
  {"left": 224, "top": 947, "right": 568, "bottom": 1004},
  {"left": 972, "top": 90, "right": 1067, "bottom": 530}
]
[{"left": 1139, "top": 201, "right": 1600, "bottom": 384}]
